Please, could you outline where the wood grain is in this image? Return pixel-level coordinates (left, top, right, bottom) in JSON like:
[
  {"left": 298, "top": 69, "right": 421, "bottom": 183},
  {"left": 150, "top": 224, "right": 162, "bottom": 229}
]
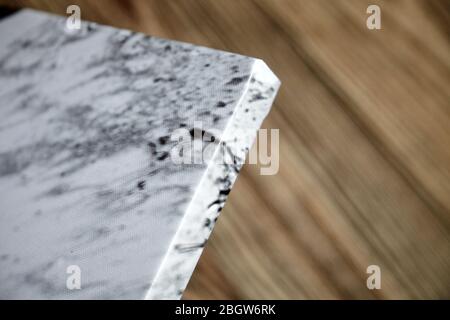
[{"left": 1, "top": 0, "right": 449, "bottom": 299}]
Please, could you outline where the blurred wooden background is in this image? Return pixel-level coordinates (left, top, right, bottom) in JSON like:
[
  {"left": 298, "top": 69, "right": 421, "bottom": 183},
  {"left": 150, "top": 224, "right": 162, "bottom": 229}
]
[{"left": 1, "top": 0, "right": 449, "bottom": 299}]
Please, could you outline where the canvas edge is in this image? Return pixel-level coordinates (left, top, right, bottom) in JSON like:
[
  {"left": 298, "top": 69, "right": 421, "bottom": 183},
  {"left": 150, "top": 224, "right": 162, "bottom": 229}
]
[{"left": 145, "top": 59, "right": 281, "bottom": 299}]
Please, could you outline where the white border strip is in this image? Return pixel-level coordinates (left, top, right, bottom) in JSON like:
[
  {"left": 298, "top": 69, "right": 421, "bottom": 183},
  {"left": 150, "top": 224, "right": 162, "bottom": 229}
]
[{"left": 145, "top": 59, "right": 280, "bottom": 299}]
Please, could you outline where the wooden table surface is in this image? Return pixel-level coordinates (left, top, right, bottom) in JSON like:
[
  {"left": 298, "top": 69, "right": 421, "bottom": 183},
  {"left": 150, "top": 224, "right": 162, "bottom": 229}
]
[{"left": 2, "top": 0, "right": 449, "bottom": 299}]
